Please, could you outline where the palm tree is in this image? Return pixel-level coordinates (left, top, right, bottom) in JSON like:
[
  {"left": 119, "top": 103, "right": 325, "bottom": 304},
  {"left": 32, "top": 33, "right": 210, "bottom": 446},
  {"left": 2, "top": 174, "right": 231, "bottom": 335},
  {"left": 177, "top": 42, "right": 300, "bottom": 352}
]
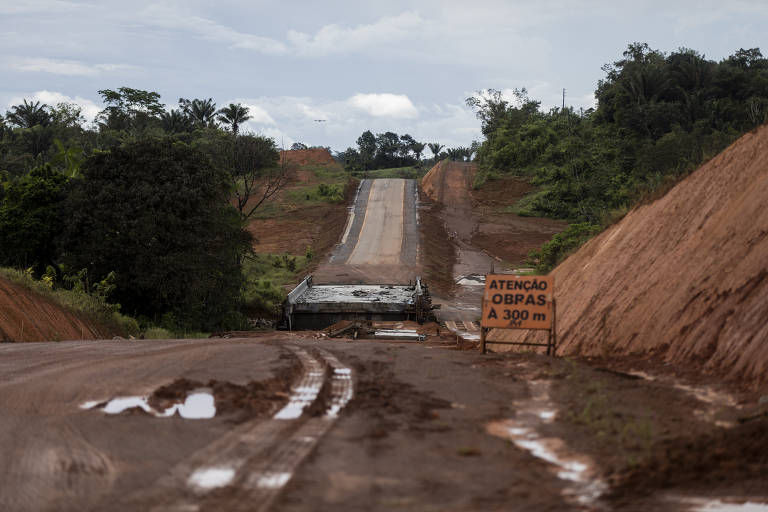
[
  {"left": 179, "top": 98, "right": 217, "bottom": 127},
  {"left": 428, "top": 142, "right": 444, "bottom": 160},
  {"left": 217, "top": 103, "right": 251, "bottom": 135},
  {"left": 412, "top": 142, "right": 426, "bottom": 163},
  {"left": 160, "top": 109, "right": 194, "bottom": 133},
  {"left": 445, "top": 147, "right": 464, "bottom": 161},
  {"left": 5, "top": 100, "right": 51, "bottom": 128}
]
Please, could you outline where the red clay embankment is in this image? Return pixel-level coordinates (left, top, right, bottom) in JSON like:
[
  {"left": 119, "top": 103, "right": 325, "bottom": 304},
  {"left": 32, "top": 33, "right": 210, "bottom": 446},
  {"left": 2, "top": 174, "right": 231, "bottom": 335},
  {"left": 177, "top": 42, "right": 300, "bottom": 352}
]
[
  {"left": 489, "top": 125, "right": 768, "bottom": 389},
  {"left": 421, "top": 160, "right": 476, "bottom": 208},
  {"left": 0, "top": 277, "right": 106, "bottom": 342},
  {"left": 280, "top": 148, "right": 336, "bottom": 167}
]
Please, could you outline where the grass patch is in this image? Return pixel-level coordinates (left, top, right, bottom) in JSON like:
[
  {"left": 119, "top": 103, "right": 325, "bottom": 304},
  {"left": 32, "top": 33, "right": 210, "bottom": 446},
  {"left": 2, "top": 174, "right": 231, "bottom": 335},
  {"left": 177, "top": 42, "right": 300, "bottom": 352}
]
[
  {"left": 286, "top": 183, "right": 345, "bottom": 205},
  {"left": 242, "top": 252, "right": 312, "bottom": 317},
  {"left": 307, "top": 164, "right": 349, "bottom": 183},
  {"left": 352, "top": 166, "right": 425, "bottom": 180},
  {"left": 497, "top": 189, "right": 549, "bottom": 216}
]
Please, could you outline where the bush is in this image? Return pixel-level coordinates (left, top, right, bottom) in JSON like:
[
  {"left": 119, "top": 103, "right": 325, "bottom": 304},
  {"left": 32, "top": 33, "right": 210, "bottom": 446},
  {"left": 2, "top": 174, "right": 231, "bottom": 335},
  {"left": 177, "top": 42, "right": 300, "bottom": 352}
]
[{"left": 527, "top": 223, "right": 602, "bottom": 273}]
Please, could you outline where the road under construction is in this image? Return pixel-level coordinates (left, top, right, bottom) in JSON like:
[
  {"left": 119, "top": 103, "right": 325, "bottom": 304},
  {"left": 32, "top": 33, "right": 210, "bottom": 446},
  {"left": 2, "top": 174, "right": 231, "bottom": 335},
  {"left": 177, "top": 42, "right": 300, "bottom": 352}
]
[{"left": 282, "top": 178, "right": 437, "bottom": 332}]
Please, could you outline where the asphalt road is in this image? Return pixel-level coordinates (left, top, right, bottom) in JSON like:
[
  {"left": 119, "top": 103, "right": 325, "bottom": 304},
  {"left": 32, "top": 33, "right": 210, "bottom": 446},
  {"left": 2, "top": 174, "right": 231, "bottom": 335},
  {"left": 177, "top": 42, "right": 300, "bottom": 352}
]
[
  {"left": 315, "top": 178, "right": 419, "bottom": 285},
  {"left": 347, "top": 178, "right": 405, "bottom": 265}
]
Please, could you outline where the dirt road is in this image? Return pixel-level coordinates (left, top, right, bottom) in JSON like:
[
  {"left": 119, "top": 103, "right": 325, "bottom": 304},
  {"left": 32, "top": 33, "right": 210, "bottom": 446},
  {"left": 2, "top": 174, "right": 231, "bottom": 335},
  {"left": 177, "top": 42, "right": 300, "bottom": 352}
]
[{"left": 2, "top": 334, "right": 765, "bottom": 511}]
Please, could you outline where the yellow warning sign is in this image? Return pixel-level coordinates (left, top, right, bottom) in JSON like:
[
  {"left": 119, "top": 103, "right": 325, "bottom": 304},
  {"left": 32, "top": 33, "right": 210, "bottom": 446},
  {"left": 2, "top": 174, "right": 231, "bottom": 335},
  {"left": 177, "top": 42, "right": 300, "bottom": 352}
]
[{"left": 481, "top": 275, "right": 553, "bottom": 330}]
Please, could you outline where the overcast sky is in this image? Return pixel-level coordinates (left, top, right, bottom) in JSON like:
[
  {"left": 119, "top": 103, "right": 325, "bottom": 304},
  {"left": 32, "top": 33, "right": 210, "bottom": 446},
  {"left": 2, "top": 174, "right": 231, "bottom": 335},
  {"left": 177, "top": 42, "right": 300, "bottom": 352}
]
[{"left": 2, "top": 0, "right": 767, "bottom": 151}]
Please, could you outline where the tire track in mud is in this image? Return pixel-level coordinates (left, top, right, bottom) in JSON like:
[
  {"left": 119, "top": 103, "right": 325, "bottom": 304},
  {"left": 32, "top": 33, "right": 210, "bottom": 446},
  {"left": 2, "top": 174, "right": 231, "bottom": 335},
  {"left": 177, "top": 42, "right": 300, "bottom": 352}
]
[
  {"left": 236, "top": 348, "right": 354, "bottom": 512},
  {"left": 131, "top": 345, "right": 353, "bottom": 512}
]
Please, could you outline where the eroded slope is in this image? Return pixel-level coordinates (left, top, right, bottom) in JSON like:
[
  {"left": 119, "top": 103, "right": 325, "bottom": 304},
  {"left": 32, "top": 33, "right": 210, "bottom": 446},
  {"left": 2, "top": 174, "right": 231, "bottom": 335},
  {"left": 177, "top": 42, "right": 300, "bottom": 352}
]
[{"left": 489, "top": 125, "right": 768, "bottom": 389}]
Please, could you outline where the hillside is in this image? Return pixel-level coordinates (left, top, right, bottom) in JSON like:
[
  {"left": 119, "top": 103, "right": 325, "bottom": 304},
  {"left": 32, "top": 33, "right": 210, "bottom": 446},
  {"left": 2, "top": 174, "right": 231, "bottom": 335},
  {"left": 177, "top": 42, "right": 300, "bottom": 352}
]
[
  {"left": 0, "top": 277, "right": 106, "bottom": 342},
  {"left": 488, "top": 125, "right": 768, "bottom": 389},
  {"left": 279, "top": 148, "right": 336, "bottom": 167}
]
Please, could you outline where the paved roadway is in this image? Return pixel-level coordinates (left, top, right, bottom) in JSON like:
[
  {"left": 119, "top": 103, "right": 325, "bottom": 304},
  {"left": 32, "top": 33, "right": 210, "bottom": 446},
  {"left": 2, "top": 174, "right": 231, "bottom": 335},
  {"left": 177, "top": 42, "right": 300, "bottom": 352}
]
[
  {"left": 314, "top": 178, "right": 419, "bottom": 284},
  {"left": 347, "top": 179, "right": 405, "bottom": 265}
]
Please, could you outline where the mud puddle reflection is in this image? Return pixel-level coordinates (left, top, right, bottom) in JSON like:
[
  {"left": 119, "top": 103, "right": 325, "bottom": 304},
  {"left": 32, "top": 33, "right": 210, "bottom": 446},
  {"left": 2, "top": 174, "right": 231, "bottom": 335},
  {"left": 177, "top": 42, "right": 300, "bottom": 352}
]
[
  {"left": 81, "top": 388, "right": 216, "bottom": 419},
  {"left": 487, "top": 380, "right": 606, "bottom": 507}
]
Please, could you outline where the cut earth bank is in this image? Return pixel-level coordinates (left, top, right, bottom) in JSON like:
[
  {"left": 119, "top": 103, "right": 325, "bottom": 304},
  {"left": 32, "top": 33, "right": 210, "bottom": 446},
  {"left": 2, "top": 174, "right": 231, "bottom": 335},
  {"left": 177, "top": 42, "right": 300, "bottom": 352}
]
[{"left": 0, "top": 276, "right": 107, "bottom": 342}]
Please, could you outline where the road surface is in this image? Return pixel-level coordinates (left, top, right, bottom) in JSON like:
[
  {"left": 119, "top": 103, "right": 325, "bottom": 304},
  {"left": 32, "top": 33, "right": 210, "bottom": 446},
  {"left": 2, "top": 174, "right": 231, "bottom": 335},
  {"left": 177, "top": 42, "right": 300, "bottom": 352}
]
[
  {"left": 314, "top": 178, "right": 419, "bottom": 284},
  {"left": 0, "top": 335, "right": 576, "bottom": 511}
]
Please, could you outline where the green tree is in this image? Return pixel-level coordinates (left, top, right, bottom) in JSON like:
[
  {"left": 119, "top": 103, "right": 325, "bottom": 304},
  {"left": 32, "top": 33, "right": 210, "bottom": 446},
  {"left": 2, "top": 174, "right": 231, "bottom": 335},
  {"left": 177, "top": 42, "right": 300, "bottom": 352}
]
[
  {"left": 50, "top": 139, "right": 84, "bottom": 178},
  {"left": 49, "top": 102, "right": 85, "bottom": 129},
  {"left": 356, "top": 130, "right": 376, "bottom": 170},
  {"left": 0, "top": 164, "right": 67, "bottom": 273},
  {"left": 412, "top": 142, "right": 426, "bottom": 164},
  {"left": 5, "top": 100, "right": 51, "bottom": 128},
  {"left": 427, "top": 142, "right": 444, "bottom": 159},
  {"left": 59, "top": 138, "right": 250, "bottom": 330},
  {"left": 96, "top": 87, "right": 164, "bottom": 132},
  {"left": 179, "top": 98, "right": 218, "bottom": 128},
  {"left": 160, "top": 109, "right": 194, "bottom": 134},
  {"left": 216, "top": 103, "right": 251, "bottom": 135},
  {"left": 227, "top": 134, "right": 283, "bottom": 223}
]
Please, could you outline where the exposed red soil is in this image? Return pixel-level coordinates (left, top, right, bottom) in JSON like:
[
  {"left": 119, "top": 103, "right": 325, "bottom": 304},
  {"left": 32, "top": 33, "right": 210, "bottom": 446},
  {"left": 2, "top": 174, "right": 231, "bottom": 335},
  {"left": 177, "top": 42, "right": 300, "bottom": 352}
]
[
  {"left": 489, "top": 124, "right": 768, "bottom": 390},
  {"left": 280, "top": 148, "right": 336, "bottom": 167},
  {"left": 421, "top": 160, "right": 565, "bottom": 265},
  {"left": 248, "top": 206, "right": 348, "bottom": 257},
  {"left": 0, "top": 277, "right": 107, "bottom": 342},
  {"left": 249, "top": 151, "right": 353, "bottom": 263}
]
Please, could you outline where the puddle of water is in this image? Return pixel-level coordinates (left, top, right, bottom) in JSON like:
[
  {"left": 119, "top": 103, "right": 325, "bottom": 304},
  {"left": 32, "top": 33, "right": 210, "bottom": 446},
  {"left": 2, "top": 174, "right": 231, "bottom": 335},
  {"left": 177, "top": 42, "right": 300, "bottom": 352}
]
[
  {"left": 82, "top": 389, "right": 216, "bottom": 419},
  {"left": 254, "top": 471, "right": 292, "bottom": 489},
  {"left": 456, "top": 275, "right": 486, "bottom": 286},
  {"left": 538, "top": 410, "right": 556, "bottom": 421},
  {"left": 79, "top": 400, "right": 103, "bottom": 410},
  {"left": 188, "top": 466, "right": 236, "bottom": 490},
  {"left": 486, "top": 380, "right": 606, "bottom": 506},
  {"left": 160, "top": 390, "right": 216, "bottom": 419},
  {"left": 274, "top": 384, "right": 323, "bottom": 420},
  {"left": 103, "top": 397, "right": 153, "bottom": 414},
  {"left": 686, "top": 499, "right": 768, "bottom": 511}
]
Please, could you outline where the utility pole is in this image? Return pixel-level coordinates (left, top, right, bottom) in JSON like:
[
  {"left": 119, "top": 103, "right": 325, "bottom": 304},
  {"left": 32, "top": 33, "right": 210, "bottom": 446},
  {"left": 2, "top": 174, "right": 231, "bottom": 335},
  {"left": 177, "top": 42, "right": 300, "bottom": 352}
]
[{"left": 562, "top": 88, "right": 566, "bottom": 110}]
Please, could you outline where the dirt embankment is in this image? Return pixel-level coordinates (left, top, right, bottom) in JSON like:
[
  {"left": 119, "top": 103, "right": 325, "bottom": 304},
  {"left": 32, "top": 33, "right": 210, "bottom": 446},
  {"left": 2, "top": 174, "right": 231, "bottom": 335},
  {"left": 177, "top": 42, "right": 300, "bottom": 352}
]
[
  {"left": 490, "top": 125, "right": 768, "bottom": 390},
  {"left": 251, "top": 149, "right": 353, "bottom": 273},
  {"left": 280, "top": 148, "right": 336, "bottom": 167},
  {"left": 421, "top": 160, "right": 565, "bottom": 266},
  {"left": 0, "top": 277, "right": 106, "bottom": 342}
]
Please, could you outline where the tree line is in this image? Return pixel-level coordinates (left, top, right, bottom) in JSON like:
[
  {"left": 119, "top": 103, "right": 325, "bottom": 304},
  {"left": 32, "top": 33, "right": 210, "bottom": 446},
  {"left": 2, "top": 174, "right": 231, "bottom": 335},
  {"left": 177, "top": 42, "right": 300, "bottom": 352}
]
[
  {"left": 338, "top": 130, "right": 476, "bottom": 172},
  {"left": 469, "top": 44, "right": 768, "bottom": 270},
  {"left": 0, "top": 88, "right": 282, "bottom": 332}
]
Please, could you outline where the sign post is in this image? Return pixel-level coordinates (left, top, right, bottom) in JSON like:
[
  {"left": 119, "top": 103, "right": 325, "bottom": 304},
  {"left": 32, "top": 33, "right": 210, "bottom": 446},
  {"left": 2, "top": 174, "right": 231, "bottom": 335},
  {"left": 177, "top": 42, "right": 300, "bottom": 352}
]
[{"left": 480, "top": 274, "right": 556, "bottom": 356}]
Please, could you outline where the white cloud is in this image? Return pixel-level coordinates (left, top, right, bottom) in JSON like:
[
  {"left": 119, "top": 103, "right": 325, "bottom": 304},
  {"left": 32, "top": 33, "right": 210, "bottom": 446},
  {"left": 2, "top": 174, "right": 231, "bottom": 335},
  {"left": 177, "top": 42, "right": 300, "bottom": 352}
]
[
  {"left": 0, "top": 0, "right": 82, "bottom": 14},
  {"left": 287, "top": 11, "right": 424, "bottom": 56},
  {"left": 6, "top": 90, "right": 101, "bottom": 123},
  {"left": 241, "top": 103, "right": 276, "bottom": 125},
  {"left": 139, "top": 6, "right": 287, "bottom": 55},
  {"left": 234, "top": 94, "right": 476, "bottom": 151},
  {"left": 8, "top": 57, "right": 136, "bottom": 76},
  {"left": 348, "top": 93, "right": 418, "bottom": 119}
]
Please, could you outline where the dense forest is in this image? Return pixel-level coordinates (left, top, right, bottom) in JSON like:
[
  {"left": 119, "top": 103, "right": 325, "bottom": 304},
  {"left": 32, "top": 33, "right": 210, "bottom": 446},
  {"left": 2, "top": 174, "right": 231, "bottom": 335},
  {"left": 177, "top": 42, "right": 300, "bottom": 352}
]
[
  {"left": 0, "top": 88, "right": 280, "bottom": 332},
  {"left": 468, "top": 44, "right": 768, "bottom": 270}
]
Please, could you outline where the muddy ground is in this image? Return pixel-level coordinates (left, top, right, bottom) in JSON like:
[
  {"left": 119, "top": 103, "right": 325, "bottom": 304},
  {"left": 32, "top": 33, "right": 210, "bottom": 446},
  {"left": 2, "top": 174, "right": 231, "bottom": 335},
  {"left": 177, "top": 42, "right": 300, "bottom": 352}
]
[{"left": 2, "top": 334, "right": 766, "bottom": 510}]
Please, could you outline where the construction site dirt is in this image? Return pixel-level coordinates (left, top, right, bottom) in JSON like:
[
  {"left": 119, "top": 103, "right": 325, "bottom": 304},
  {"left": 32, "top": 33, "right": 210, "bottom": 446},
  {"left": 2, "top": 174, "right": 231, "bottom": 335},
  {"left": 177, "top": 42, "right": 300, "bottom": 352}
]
[{"left": 1, "top": 142, "right": 767, "bottom": 511}]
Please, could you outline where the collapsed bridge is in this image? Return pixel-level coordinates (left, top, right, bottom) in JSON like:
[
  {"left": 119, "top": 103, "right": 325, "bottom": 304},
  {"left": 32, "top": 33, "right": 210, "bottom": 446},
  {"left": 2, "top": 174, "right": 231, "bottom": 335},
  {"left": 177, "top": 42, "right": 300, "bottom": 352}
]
[{"left": 282, "top": 276, "right": 435, "bottom": 330}]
